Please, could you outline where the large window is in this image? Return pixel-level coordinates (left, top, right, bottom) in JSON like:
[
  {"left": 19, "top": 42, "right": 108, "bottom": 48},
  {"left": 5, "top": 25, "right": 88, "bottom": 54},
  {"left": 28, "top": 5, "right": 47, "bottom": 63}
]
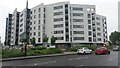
[
  {"left": 73, "top": 25, "right": 84, "bottom": 28},
  {"left": 54, "top": 12, "right": 63, "bottom": 16},
  {"left": 73, "top": 7, "right": 83, "bottom": 11},
  {"left": 97, "top": 33, "right": 101, "bottom": 36},
  {"left": 54, "top": 24, "right": 63, "bottom": 28},
  {"left": 73, "top": 13, "right": 83, "bottom": 17},
  {"left": 73, "top": 19, "right": 84, "bottom": 22},
  {"left": 54, "top": 30, "right": 63, "bottom": 34},
  {"left": 54, "top": 5, "right": 63, "bottom": 10},
  {"left": 88, "top": 25, "right": 91, "bottom": 30},
  {"left": 73, "top": 31, "right": 84, "bottom": 34},
  {"left": 38, "top": 32, "right": 40, "bottom": 36},
  {"left": 97, "top": 38, "right": 101, "bottom": 41},
  {"left": 88, "top": 31, "right": 92, "bottom": 36},
  {"left": 38, "top": 38, "right": 41, "bottom": 42},
  {"left": 54, "top": 18, "right": 63, "bottom": 22},
  {"left": 97, "top": 27, "right": 101, "bottom": 31},
  {"left": 55, "top": 37, "right": 63, "bottom": 40},
  {"left": 73, "top": 37, "right": 84, "bottom": 40}
]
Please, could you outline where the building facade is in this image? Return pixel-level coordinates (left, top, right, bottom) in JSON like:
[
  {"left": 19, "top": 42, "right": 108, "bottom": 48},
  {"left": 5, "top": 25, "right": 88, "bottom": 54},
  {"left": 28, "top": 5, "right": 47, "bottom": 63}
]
[
  {"left": 5, "top": 14, "right": 12, "bottom": 46},
  {"left": 10, "top": 9, "right": 20, "bottom": 46},
  {"left": 118, "top": 1, "right": 120, "bottom": 32},
  {"left": 5, "top": 2, "right": 108, "bottom": 46}
]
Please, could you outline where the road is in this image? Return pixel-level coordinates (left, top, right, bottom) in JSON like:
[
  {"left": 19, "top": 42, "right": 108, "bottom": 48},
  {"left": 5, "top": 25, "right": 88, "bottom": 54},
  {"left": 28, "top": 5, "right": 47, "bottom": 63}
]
[{"left": 2, "top": 51, "right": 118, "bottom": 67}]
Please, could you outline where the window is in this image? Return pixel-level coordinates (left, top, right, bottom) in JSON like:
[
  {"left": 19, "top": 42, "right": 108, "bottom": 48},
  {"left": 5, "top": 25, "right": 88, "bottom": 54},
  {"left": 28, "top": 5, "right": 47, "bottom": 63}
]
[
  {"left": 88, "top": 37, "right": 92, "bottom": 42},
  {"left": 34, "top": 27, "right": 36, "bottom": 30},
  {"left": 97, "top": 38, "right": 101, "bottom": 41},
  {"left": 55, "top": 37, "right": 63, "bottom": 40},
  {"left": 20, "top": 18, "right": 23, "bottom": 22},
  {"left": 96, "top": 17, "right": 100, "bottom": 20},
  {"left": 20, "top": 29, "right": 23, "bottom": 32},
  {"left": 73, "top": 37, "right": 84, "bottom": 40},
  {"left": 38, "top": 25, "right": 40, "bottom": 30},
  {"left": 88, "top": 14, "right": 91, "bottom": 18},
  {"left": 73, "top": 13, "right": 83, "bottom": 17},
  {"left": 97, "top": 22, "right": 100, "bottom": 26},
  {"left": 34, "top": 21, "right": 36, "bottom": 24},
  {"left": 73, "top": 25, "right": 84, "bottom": 28},
  {"left": 88, "top": 25, "right": 91, "bottom": 30},
  {"left": 97, "top": 28, "right": 101, "bottom": 31},
  {"left": 34, "top": 32, "right": 36, "bottom": 36},
  {"left": 39, "top": 8, "right": 41, "bottom": 12},
  {"left": 38, "top": 20, "right": 40, "bottom": 24},
  {"left": 38, "top": 14, "right": 40, "bottom": 18},
  {"left": 20, "top": 24, "right": 23, "bottom": 27},
  {"left": 54, "top": 30, "right": 63, "bottom": 34},
  {"left": 97, "top": 33, "right": 101, "bottom": 36},
  {"left": 54, "top": 18, "right": 63, "bottom": 22},
  {"left": 54, "top": 5, "right": 63, "bottom": 10},
  {"left": 73, "top": 31, "right": 84, "bottom": 34},
  {"left": 38, "top": 32, "right": 40, "bottom": 36},
  {"left": 34, "top": 15, "right": 36, "bottom": 19},
  {"left": 38, "top": 38, "right": 41, "bottom": 42},
  {"left": 54, "top": 24, "right": 63, "bottom": 28},
  {"left": 73, "top": 19, "right": 84, "bottom": 22},
  {"left": 88, "top": 31, "right": 92, "bottom": 36},
  {"left": 34, "top": 9, "right": 36, "bottom": 13},
  {"left": 88, "top": 20, "right": 91, "bottom": 24},
  {"left": 54, "top": 12, "right": 63, "bottom": 16},
  {"left": 73, "top": 7, "right": 83, "bottom": 11}
]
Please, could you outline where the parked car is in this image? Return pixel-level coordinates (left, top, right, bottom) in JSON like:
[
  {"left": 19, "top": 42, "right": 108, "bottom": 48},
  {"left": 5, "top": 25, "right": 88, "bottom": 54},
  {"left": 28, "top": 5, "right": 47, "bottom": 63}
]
[
  {"left": 95, "top": 47, "right": 110, "bottom": 55},
  {"left": 77, "top": 47, "right": 92, "bottom": 55},
  {"left": 113, "top": 46, "right": 119, "bottom": 51}
]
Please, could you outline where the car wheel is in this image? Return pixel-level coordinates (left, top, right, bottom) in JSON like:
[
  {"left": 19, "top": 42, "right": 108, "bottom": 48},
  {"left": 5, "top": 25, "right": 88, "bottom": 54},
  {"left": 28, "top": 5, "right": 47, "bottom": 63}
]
[
  {"left": 77, "top": 53, "right": 80, "bottom": 55},
  {"left": 95, "top": 53, "right": 98, "bottom": 55},
  {"left": 108, "top": 51, "right": 110, "bottom": 54},
  {"left": 83, "top": 52, "right": 86, "bottom": 55}
]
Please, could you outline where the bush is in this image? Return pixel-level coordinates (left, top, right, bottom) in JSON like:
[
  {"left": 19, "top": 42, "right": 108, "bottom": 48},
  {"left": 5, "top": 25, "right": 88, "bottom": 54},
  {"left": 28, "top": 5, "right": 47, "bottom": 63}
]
[
  {"left": 2, "top": 49, "right": 24, "bottom": 58},
  {"left": 66, "top": 48, "right": 78, "bottom": 52},
  {"left": 31, "top": 47, "right": 46, "bottom": 50}
]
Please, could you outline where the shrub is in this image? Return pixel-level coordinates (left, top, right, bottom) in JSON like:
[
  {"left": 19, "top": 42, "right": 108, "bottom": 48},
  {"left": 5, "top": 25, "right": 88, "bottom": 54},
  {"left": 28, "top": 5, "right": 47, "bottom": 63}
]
[
  {"left": 31, "top": 47, "right": 46, "bottom": 50},
  {"left": 2, "top": 49, "right": 24, "bottom": 58},
  {"left": 66, "top": 48, "right": 78, "bottom": 52}
]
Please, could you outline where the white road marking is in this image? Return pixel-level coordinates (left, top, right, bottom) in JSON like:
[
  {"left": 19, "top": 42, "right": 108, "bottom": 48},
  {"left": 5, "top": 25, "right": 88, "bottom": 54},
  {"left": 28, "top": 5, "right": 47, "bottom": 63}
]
[
  {"left": 34, "top": 63, "right": 37, "bottom": 66},
  {"left": 38, "top": 61, "right": 57, "bottom": 65},
  {"left": 68, "top": 57, "right": 88, "bottom": 61}
]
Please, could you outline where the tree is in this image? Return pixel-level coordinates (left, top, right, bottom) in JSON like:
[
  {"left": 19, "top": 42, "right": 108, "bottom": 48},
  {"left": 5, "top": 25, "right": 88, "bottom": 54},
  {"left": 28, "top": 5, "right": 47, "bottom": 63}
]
[
  {"left": 51, "top": 36, "right": 56, "bottom": 46},
  {"left": 43, "top": 36, "right": 49, "bottom": 43},
  {"left": 109, "top": 31, "right": 120, "bottom": 45},
  {"left": 30, "top": 37, "right": 36, "bottom": 46}
]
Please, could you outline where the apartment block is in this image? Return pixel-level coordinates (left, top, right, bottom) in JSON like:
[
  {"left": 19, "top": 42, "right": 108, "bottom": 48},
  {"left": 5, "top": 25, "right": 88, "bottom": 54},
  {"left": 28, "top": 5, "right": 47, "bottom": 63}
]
[
  {"left": 118, "top": 1, "right": 120, "bottom": 32},
  {"left": 5, "top": 2, "right": 108, "bottom": 47},
  {"left": 5, "top": 14, "right": 12, "bottom": 46},
  {"left": 10, "top": 9, "right": 20, "bottom": 46}
]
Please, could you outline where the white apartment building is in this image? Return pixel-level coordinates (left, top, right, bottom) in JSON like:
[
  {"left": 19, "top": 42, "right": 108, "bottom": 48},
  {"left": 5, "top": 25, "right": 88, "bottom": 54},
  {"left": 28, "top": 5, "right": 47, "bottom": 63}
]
[
  {"left": 5, "top": 1, "right": 107, "bottom": 47},
  {"left": 118, "top": 1, "right": 120, "bottom": 32},
  {"left": 29, "top": 2, "right": 107, "bottom": 46},
  {"left": 10, "top": 9, "right": 20, "bottom": 46}
]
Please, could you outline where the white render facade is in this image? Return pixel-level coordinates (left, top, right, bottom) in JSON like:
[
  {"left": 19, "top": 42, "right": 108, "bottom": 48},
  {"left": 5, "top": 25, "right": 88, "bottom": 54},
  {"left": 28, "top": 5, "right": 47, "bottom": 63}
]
[
  {"left": 5, "top": 2, "right": 108, "bottom": 46},
  {"left": 118, "top": 1, "right": 120, "bottom": 32},
  {"left": 29, "top": 2, "right": 107, "bottom": 45}
]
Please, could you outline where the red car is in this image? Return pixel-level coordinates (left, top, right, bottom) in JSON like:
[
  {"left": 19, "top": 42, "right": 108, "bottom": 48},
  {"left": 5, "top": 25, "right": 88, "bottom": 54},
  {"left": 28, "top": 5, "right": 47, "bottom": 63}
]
[{"left": 95, "top": 47, "right": 110, "bottom": 55}]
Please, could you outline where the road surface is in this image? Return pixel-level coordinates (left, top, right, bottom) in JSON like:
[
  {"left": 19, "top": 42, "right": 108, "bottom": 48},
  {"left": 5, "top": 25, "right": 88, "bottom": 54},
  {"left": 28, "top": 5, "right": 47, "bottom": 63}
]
[{"left": 2, "top": 51, "right": 118, "bottom": 67}]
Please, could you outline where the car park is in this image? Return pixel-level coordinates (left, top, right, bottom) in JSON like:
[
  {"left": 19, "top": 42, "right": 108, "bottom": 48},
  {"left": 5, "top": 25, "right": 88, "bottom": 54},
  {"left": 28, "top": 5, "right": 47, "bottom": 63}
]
[
  {"left": 77, "top": 47, "right": 92, "bottom": 55},
  {"left": 95, "top": 47, "right": 110, "bottom": 55}
]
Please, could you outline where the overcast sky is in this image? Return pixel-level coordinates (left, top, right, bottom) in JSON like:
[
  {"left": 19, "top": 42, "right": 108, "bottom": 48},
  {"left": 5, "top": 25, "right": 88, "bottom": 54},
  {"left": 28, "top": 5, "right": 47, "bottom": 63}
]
[{"left": 0, "top": 0, "right": 119, "bottom": 43}]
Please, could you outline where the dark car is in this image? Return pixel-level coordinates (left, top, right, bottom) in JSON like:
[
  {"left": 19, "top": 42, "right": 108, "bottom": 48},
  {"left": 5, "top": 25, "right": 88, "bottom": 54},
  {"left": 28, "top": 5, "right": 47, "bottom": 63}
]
[{"left": 95, "top": 47, "right": 110, "bottom": 55}]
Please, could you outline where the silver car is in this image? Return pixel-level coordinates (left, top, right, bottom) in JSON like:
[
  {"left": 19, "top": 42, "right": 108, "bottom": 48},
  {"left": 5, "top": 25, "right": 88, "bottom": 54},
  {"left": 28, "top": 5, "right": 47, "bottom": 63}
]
[
  {"left": 77, "top": 47, "right": 92, "bottom": 55},
  {"left": 113, "top": 46, "right": 119, "bottom": 51}
]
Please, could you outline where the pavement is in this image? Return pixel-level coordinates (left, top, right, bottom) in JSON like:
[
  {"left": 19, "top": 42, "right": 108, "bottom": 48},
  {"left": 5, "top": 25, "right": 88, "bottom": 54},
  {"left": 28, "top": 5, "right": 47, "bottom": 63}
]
[
  {"left": 2, "top": 51, "right": 118, "bottom": 67},
  {"left": 2, "top": 52, "right": 77, "bottom": 61}
]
